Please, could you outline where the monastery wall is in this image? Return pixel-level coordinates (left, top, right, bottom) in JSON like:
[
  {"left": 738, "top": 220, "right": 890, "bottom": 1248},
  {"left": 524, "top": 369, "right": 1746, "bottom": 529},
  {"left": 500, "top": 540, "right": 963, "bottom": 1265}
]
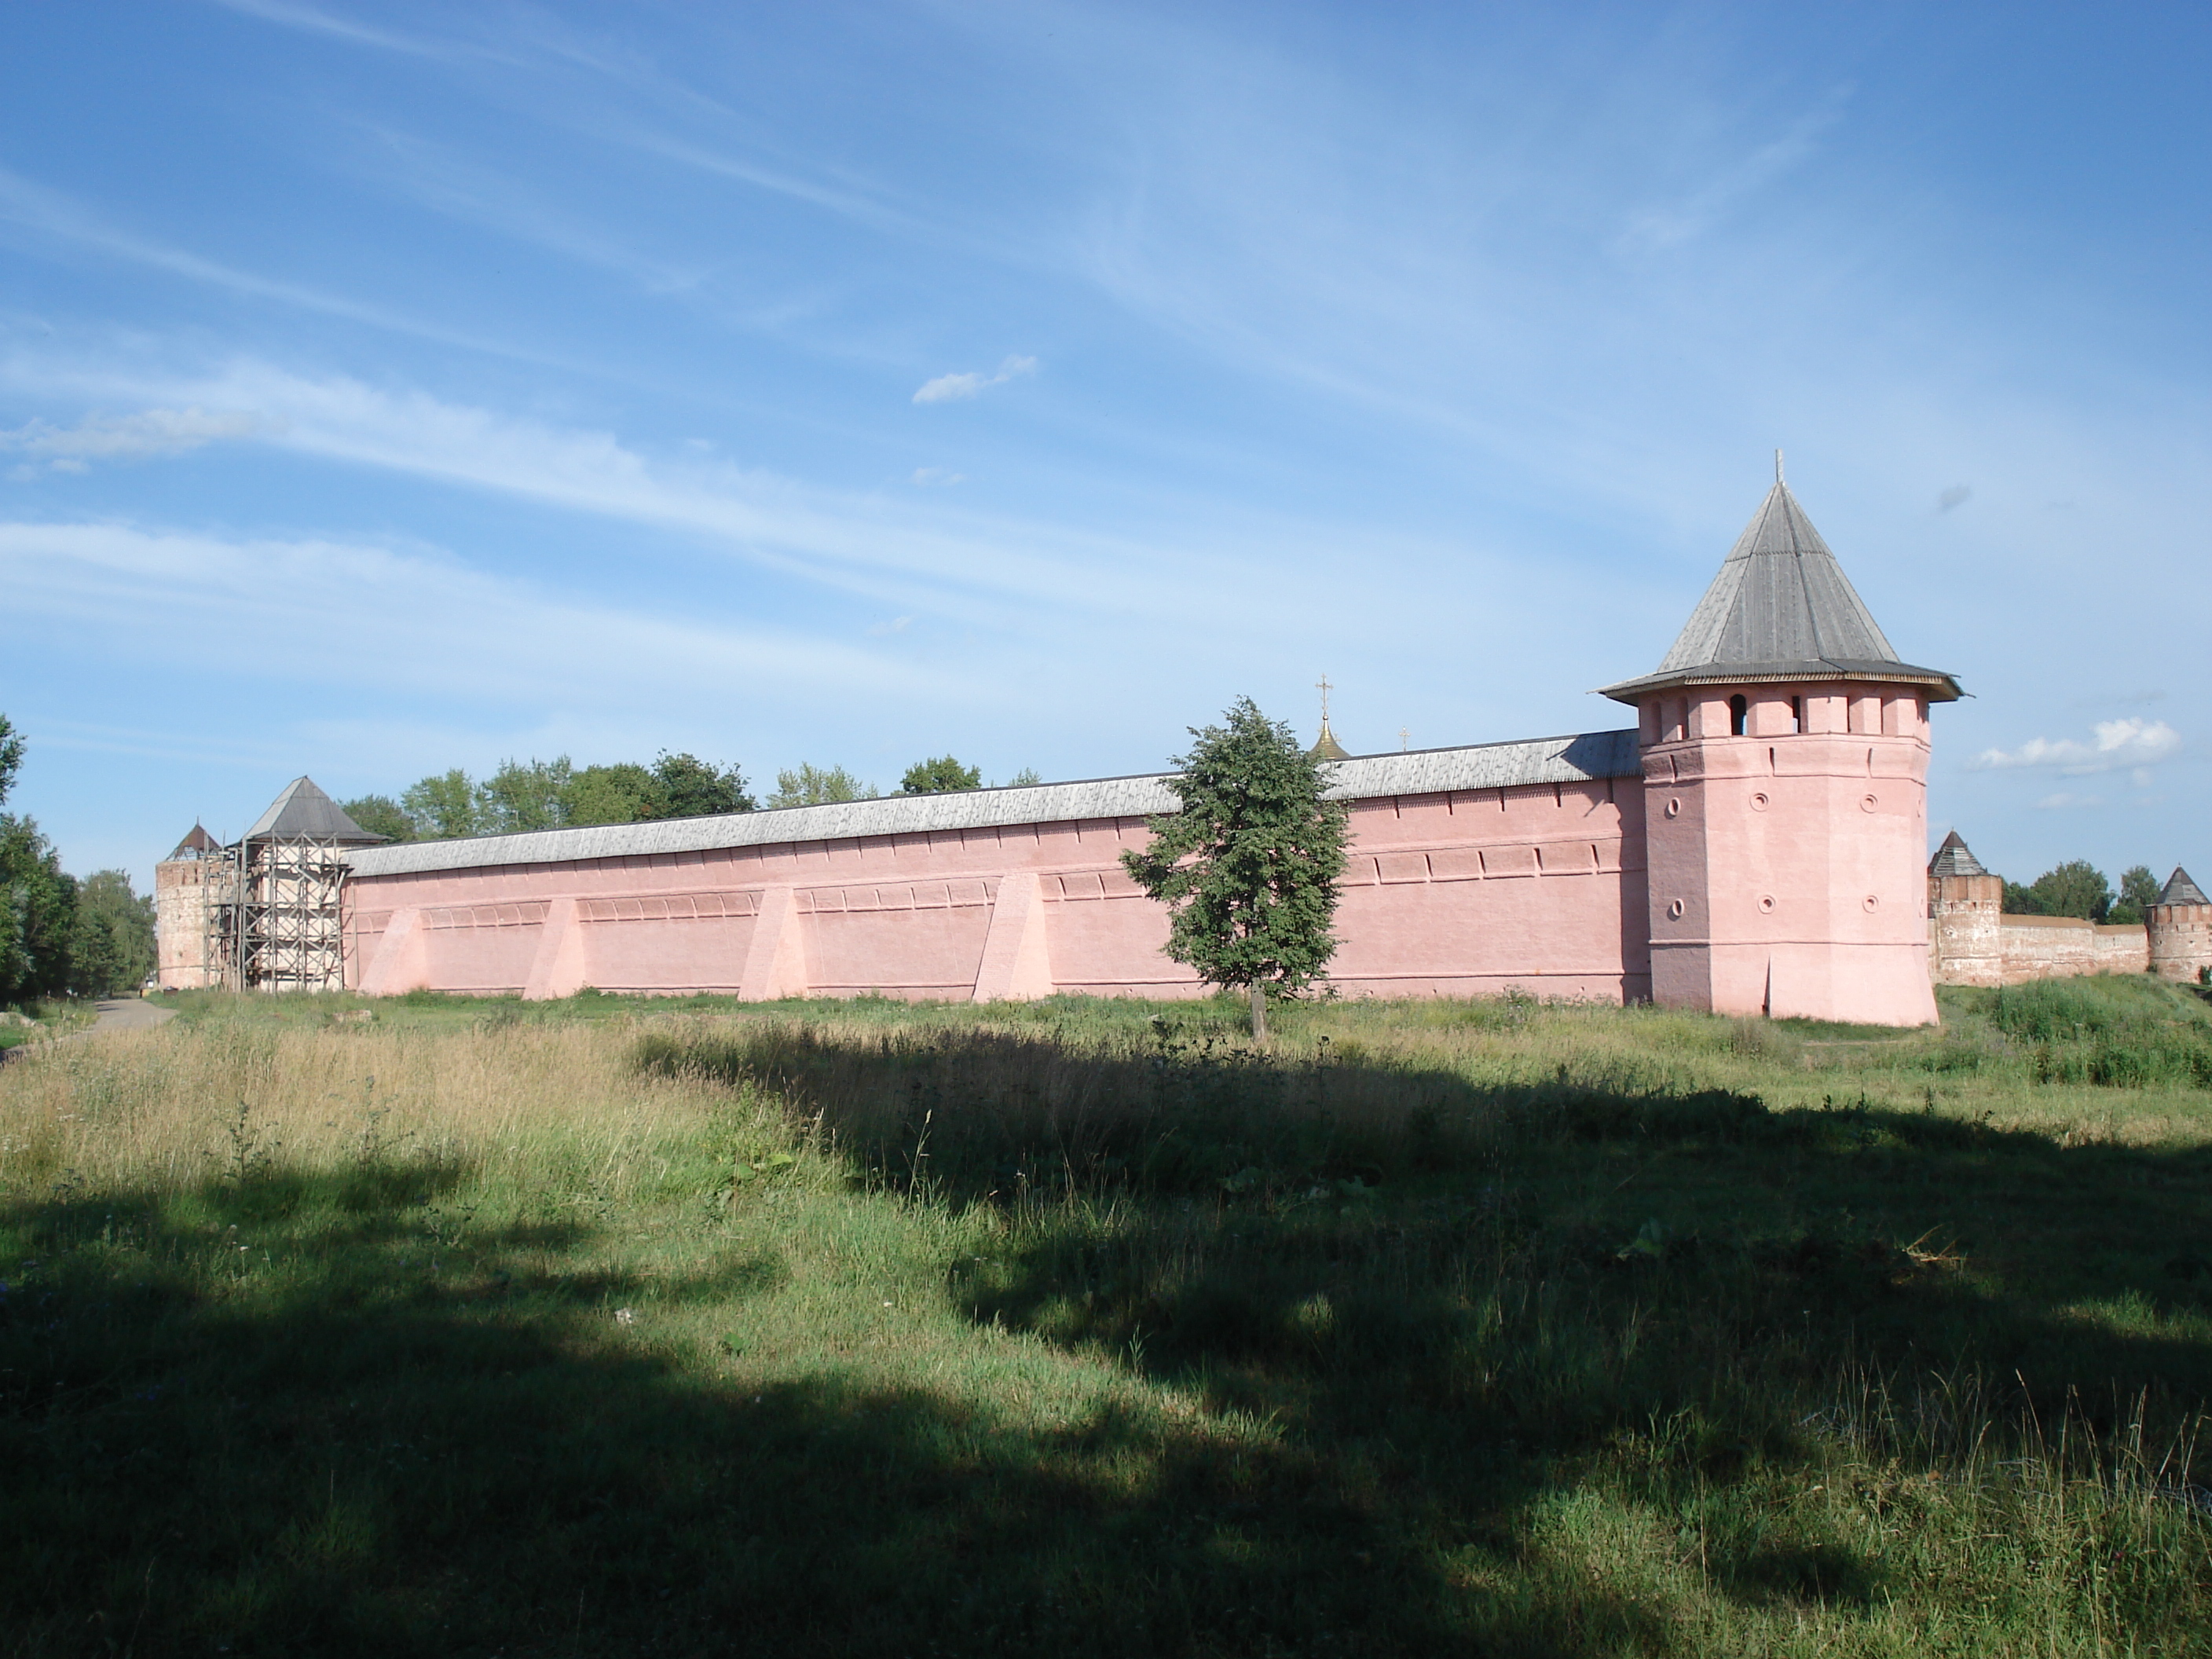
[{"left": 342, "top": 734, "right": 1650, "bottom": 1005}]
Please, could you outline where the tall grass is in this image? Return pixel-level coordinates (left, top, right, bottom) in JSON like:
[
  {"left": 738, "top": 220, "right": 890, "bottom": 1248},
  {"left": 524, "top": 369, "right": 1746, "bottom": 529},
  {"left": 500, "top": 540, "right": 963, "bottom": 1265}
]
[
  {"left": 1992, "top": 976, "right": 2212, "bottom": 1088},
  {"left": 5, "top": 990, "right": 2212, "bottom": 1655}
]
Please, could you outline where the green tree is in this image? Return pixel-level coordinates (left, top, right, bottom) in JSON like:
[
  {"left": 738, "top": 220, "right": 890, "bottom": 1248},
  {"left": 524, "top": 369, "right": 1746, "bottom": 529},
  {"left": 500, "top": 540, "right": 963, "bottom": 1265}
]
[
  {"left": 401, "top": 770, "right": 484, "bottom": 840},
  {"left": 2109, "top": 865, "right": 2161, "bottom": 927},
  {"left": 68, "top": 870, "right": 156, "bottom": 996},
  {"left": 339, "top": 795, "right": 416, "bottom": 844},
  {"left": 899, "top": 755, "right": 983, "bottom": 795},
  {"left": 1119, "top": 698, "right": 1350, "bottom": 1040},
  {"left": 1004, "top": 767, "right": 1043, "bottom": 788},
  {"left": 0, "top": 716, "right": 77, "bottom": 1005},
  {"left": 767, "top": 764, "right": 876, "bottom": 809},
  {"left": 478, "top": 757, "right": 575, "bottom": 834},
  {"left": 645, "top": 753, "right": 755, "bottom": 819},
  {"left": 2015, "top": 859, "right": 2114, "bottom": 923},
  {"left": 2001, "top": 880, "right": 2043, "bottom": 917},
  {"left": 567, "top": 763, "right": 661, "bottom": 826}
]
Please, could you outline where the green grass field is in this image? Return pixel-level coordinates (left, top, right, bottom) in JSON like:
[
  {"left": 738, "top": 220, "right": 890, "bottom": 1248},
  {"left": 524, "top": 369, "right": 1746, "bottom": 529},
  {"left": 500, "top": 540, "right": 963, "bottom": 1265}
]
[{"left": 4, "top": 976, "right": 2211, "bottom": 1656}]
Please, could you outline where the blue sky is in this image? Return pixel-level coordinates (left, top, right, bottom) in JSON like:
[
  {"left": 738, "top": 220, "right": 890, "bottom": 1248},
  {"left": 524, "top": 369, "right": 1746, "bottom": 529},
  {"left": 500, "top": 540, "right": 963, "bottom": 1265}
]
[{"left": 1, "top": 1, "right": 2204, "bottom": 892}]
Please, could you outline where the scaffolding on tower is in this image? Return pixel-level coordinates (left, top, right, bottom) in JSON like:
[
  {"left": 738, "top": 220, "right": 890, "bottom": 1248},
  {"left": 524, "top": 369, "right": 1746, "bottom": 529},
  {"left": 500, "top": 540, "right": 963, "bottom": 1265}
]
[{"left": 195, "top": 779, "right": 385, "bottom": 991}]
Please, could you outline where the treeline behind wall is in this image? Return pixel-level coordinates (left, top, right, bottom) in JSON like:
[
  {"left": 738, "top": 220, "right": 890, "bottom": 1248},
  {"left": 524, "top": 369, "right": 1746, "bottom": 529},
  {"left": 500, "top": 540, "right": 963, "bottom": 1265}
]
[{"left": 342, "top": 753, "right": 1036, "bottom": 844}]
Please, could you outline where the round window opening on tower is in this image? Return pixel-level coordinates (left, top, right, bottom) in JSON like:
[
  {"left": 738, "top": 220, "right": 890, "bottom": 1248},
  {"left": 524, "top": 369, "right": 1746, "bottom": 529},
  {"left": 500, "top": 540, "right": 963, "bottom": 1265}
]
[
  {"left": 1750, "top": 792, "right": 1770, "bottom": 812},
  {"left": 1758, "top": 895, "right": 1776, "bottom": 914},
  {"left": 1666, "top": 898, "right": 1686, "bottom": 920}
]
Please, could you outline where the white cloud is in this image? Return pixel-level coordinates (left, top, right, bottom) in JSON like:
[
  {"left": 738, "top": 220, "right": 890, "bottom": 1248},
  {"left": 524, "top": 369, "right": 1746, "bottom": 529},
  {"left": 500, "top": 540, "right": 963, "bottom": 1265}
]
[
  {"left": 2034, "top": 792, "right": 2104, "bottom": 810},
  {"left": 0, "top": 520, "right": 939, "bottom": 713},
  {"left": 0, "top": 353, "right": 1272, "bottom": 631},
  {"left": 1970, "top": 717, "right": 2183, "bottom": 775},
  {"left": 867, "top": 616, "right": 913, "bottom": 636},
  {"left": 913, "top": 355, "right": 1037, "bottom": 405},
  {"left": 0, "top": 408, "right": 264, "bottom": 472}
]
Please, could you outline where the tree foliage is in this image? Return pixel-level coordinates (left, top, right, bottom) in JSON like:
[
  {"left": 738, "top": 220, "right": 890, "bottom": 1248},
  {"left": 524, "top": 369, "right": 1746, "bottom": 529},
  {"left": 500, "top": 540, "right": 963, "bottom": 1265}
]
[
  {"left": 899, "top": 755, "right": 983, "bottom": 795},
  {"left": 767, "top": 764, "right": 876, "bottom": 809},
  {"left": 2003, "top": 860, "right": 2115, "bottom": 922},
  {"left": 0, "top": 715, "right": 77, "bottom": 1005},
  {"left": 401, "top": 770, "right": 484, "bottom": 840},
  {"left": 644, "top": 753, "right": 756, "bottom": 819},
  {"left": 1119, "top": 698, "right": 1350, "bottom": 1038},
  {"left": 2110, "top": 865, "right": 2161, "bottom": 928},
  {"left": 339, "top": 795, "right": 416, "bottom": 844},
  {"left": 68, "top": 870, "right": 156, "bottom": 997},
  {"left": 386, "top": 753, "right": 757, "bottom": 840}
]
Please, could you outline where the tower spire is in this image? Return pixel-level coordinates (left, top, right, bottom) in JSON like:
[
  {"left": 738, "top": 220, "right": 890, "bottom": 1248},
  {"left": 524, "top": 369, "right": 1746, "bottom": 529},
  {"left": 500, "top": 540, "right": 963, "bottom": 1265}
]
[
  {"left": 1774, "top": 448, "right": 1784, "bottom": 484},
  {"left": 1309, "top": 672, "right": 1350, "bottom": 761}
]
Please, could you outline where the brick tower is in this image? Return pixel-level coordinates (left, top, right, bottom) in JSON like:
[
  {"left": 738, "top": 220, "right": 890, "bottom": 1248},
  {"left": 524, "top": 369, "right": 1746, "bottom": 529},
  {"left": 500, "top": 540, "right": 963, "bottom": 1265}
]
[
  {"left": 1600, "top": 462, "right": 1961, "bottom": 1025},
  {"left": 1927, "top": 830, "right": 2003, "bottom": 987},
  {"left": 2148, "top": 868, "right": 2212, "bottom": 984}
]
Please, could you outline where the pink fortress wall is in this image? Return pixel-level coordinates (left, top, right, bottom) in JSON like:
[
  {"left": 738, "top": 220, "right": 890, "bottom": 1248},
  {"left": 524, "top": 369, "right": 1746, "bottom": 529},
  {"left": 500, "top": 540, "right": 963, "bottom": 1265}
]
[{"left": 344, "top": 773, "right": 1650, "bottom": 1005}]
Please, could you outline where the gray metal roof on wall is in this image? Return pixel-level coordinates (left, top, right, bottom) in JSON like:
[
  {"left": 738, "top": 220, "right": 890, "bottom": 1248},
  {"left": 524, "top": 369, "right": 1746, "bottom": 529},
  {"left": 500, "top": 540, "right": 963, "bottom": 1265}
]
[
  {"left": 1600, "top": 480, "right": 1960, "bottom": 704},
  {"left": 345, "top": 729, "right": 1640, "bottom": 880}
]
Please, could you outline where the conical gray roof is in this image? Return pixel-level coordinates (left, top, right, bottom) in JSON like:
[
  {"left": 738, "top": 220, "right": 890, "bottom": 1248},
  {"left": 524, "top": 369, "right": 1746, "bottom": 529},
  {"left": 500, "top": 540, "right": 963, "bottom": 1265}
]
[
  {"left": 1601, "top": 476, "right": 1961, "bottom": 704},
  {"left": 2158, "top": 867, "right": 2209, "bottom": 907},
  {"left": 244, "top": 777, "right": 385, "bottom": 844},
  {"left": 1928, "top": 830, "right": 1987, "bottom": 878}
]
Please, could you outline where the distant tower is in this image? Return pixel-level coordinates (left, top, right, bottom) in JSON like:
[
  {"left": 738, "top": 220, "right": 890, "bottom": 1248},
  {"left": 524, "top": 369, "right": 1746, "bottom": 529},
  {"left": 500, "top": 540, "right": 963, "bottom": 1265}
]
[
  {"left": 154, "top": 823, "right": 225, "bottom": 991},
  {"left": 162, "top": 779, "right": 386, "bottom": 993},
  {"left": 1309, "top": 673, "right": 1350, "bottom": 761},
  {"left": 1599, "top": 468, "right": 1962, "bottom": 1025},
  {"left": 1927, "top": 830, "right": 2003, "bottom": 987},
  {"left": 2148, "top": 867, "right": 2212, "bottom": 984}
]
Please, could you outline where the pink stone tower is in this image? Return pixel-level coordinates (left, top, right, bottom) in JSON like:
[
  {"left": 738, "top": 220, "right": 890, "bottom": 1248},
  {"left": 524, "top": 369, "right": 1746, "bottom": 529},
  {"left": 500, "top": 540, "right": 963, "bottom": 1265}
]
[{"left": 1601, "top": 461, "right": 1961, "bottom": 1025}]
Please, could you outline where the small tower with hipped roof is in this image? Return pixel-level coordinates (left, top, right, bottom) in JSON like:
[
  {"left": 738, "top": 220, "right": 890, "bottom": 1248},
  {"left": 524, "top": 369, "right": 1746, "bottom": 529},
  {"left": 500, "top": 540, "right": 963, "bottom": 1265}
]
[
  {"left": 2148, "top": 867, "right": 2212, "bottom": 984},
  {"left": 1927, "top": 830, "right": 2004, "bottom": 987},
  {"left": 1600, "top": 460, "right": 1961, "bottom": 1024}
]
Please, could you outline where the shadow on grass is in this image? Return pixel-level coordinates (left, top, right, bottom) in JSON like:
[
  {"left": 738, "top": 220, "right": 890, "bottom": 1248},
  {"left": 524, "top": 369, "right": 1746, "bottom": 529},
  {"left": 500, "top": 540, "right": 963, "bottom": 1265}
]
[
  {"left": 0, "top": 1163, "right": 1690, "bottom": 1659},
  {"left": 9, "top": 1048, "right": 2212, "bottom": 1654}
]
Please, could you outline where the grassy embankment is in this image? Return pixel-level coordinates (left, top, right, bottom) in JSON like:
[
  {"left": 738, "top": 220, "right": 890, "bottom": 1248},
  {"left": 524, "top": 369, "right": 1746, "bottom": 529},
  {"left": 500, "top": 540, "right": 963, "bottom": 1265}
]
[
  {"left": 0, "top": 1001, "right": 98, "bottom": 1053},
  {"left": 4, "top": 976, "right": 2212, "bottom": 1656}
]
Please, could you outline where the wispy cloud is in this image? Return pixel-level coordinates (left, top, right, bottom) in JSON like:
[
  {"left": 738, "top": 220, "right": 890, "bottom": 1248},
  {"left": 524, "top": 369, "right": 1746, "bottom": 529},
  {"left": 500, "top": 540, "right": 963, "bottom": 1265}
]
[
  {"left": 909, "top": 467, "right": 965, "bottom": 487},
  {"left": 1613, "top": 93, "right": 1851, "bottom": 255},
  {"left": 1970, "top": 718, "right": 2184, "bottom": 775},
  {"left": 0, "top": 519, "right": 939, "bottom": 712},
  {"left": 211, "top": 0, "right": 483, "bottom": 64},
  {"left": 0, "top": 167, "right": 546, "bottom": 364},
  {"left": 913, "top": 355, "right": 1037, "bottom": 405},
  {"left": 2034, "top": 792, "right": 2104, "bottom": 810},
  {"left": 2, "top": 408, "right": 264, "bottom": 475},
  {"left": 0, "top": 350, "right": 1286, "bottom": 631}
]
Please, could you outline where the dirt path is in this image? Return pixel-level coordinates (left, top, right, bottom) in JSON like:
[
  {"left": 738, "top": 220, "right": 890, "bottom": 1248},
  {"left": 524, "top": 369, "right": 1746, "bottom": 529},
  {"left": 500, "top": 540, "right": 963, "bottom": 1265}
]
[
  {"left": 85, "top": 997, "right": 176, "bottom": 1035},
  {"left": 1, "top": 997, "right": 174, "bottom": 1064}
]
